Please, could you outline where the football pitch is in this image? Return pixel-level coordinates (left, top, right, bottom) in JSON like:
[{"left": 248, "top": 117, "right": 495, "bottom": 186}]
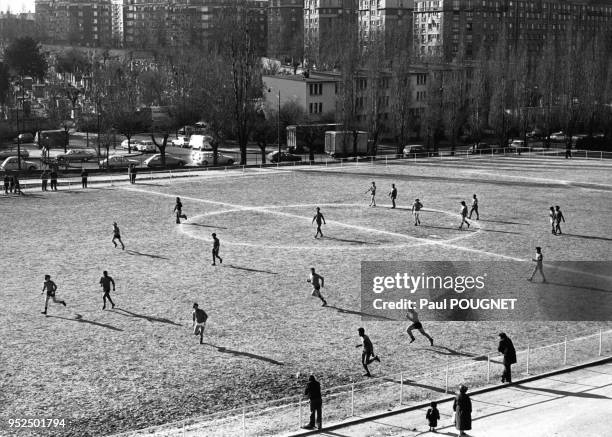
[{"left": 2, "top": 155, "right": 612, "bottom": 436}]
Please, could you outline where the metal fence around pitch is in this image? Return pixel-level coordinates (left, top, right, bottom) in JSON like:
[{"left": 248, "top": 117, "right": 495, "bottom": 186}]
[{"left": 109, "top": 328, "right": 611, "bottom": 437}]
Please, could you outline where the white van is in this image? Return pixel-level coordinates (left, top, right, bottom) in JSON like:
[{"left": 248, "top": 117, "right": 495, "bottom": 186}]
[{"left": 190, "top": 135, "right": 214, "bottom": 165}]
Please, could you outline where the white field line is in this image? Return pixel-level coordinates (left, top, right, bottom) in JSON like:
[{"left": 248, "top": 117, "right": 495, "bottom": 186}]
[{"left": 120, "top": 185, "right": 525, "bottom": 261}]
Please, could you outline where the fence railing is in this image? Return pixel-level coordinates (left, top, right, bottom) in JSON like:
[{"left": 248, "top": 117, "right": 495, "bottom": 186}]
[{"left": 111, "top": 328, "right": 611, "bottom": 437}]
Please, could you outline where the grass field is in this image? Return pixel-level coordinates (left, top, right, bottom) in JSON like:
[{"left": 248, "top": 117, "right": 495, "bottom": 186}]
[{"left": 1, "top": 155, "right": 612, "bottom": 437}]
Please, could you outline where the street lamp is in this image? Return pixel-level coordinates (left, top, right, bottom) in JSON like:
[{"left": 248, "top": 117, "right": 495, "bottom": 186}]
[{"left": 267, "top": 87, "right": 281, "bottom": 157}]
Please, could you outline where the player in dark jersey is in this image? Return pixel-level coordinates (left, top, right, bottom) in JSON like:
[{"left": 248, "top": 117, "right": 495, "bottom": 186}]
[
  {"left": 99, "top": 270, "right": 116, "bottom": 310},
  {"left": 212, "top": 233, "right": 223, "bottom": 265},
  {"left": 112, "top": 222, "right": 125, "bottom": 250},
  {"left": 312, "top": 207, "right": 326, "bottom": 239},
  {"left": 365, "top": 181, "right": 377, "bottom": 207},
  {"left": 192, "top": 303, "right": 208, "bottom": 344},
  {"left": 406, "top": 309, "right": 434, "bottom": 345},
  {"left": 554, "top": 206, "right": 565, "bottom": 235},
  {"left": 388, "top": 183, "right": 397, "bottom": 209},
  {"left": 41, "top": 274, "right": 66, "bottom": 315},
  {"left": 356, "top": 327, "right": 380, "bottom": 377},
  {"left": 174, "top": 197, "right": 188, "bottom": 224},
  {"left": 459, "top": 201, "right": 470, "bottom": 230}
]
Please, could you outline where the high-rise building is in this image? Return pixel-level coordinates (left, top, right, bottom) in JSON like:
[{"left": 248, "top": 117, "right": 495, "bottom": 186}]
[
  {"left": 414, "top": 0, "right": 612, "bottom": 61},
  {"left": 268, "top": 0, "right": 304, "bottom": 62},
  {"left": 358, "top": 0, "right": 413, "bottom": 58}
]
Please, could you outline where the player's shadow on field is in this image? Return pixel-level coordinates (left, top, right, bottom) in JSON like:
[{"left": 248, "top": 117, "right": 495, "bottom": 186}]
[
  {"left": 416, "top": 346, "right": 488, "bottom": 360},
  {"left": 225, "top": 264, "right": 278, "bottom": 275},
  {"left": 327, "top": 305, "right": 395, "bottom": 321},
  {"left": 479, "top": 219, "right": 530, "bottom": 226},
  {"left": 125, "top": 249, "right": 169, "bottom": 260},
  {"left": 324, "top": 236, "right": 375, "bottom": 245},
  {"left": 186, "top": 223, "right": 228, "bottom": 229},
  {"left": 514, "top": 383, "right": 612, "bottom": 400},
  {"left": 203, "top": 343, "right": 284, "bottom": 365},
  {"left": 562, "top": 233, "right": 612, "bottom": 242},
  {"left": 385, "top": 377, "right": 447, "bottom": 394},
  {"left": 111, "top": 308, "right": 182, "bottom": 326},
  {"left": 539, "top": 280, "right": 612, "bottom": 294},
  {"left": 46, "top": 314, "right": 123, "bottom": 331}
]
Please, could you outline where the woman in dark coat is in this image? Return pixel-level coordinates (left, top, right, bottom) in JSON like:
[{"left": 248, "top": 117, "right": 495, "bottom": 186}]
[
  {"left": 498, "top": 332, "right": 517, "bottom": 383},
  {"left": 453, "top": 385, "right": 472, "bottom": 436}
]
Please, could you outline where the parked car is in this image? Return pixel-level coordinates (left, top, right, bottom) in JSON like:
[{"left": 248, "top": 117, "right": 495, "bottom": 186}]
[
  {"left": 56, "top": 148, "right": 96, "bottom": 162},
  {"left": 526, "top": 128, "right": 543, "bottom": 139},
  {"left": 402, "top": 145, "right": 428, "bottom": 157},
  {"left": 100, "top": 155, "right": 140, "bottom": 168},
  {"left": 136, "top": 140, "right": 156, "bottom": 153},
  {"left": 120, "top": 139, "right": 140, "bottom": 151},
  {"left": 191, "top": 152, "right": 235, "bottom": 166},
  {"left": 0, "top": 148, "right": 29, "bottom": 160},
  {"left": 267, "top": 151, "right": 302, "bottom": 163},
  {"left": 468, "top": 143, "right": 494, "bottom": 154},
  {"left": 549, "top": 131, "right": 567, "bottom": 142},
  {"left": 508, "top": 139, "right": 528, "bottom": 151},
  {"left": 1, "top": 156, "right": 39, "bottom": 172},
  {"left": 143, "top": 154, "right": 186, "bottom": 168},
  {"left": 171, "top": 136, "right": 190, "bottom": 148},
  {"left": 14, "top": 133, "right": 34, "bottom": 143}
]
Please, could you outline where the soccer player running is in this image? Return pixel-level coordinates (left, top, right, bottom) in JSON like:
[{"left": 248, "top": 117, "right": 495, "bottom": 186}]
[
  {"left": 529, "top": 246, "right": 546, "bottom": 283},
  {"left": 365, "top": 181, "right": 377, "bottom": 207},
  {"left": 459, "top": 201, "right": 470, "bottom": 230},
  {"left": 356, "top": 327, "right": 380, "bottom": 377},
  {"left": 312, "top": 207, "right": 326, "bottom": 239},
  {"left": 41, "top": 274, "right": 66, "bottom": 315},
  {"left": 192, "top": 303, "right": 208, "bottom": 344},
  {"left": 99, "top": 270, "right": 116, "bottom": 310},
  {"left": 549, "top": 206, "right": 557, "bottom": 235},
  {"left": 406, "top": 309, "right": 434, "bottom": 346},
  {"left": 468, "top": 194, "right": 479, "bottom": 220},
  {"left": 388, "top": 183, "right": 397, "bottom": 209},
  {"left": 174, "top": 197, "right": 188, "bottom": 224},
  {"left": 211, "top": 233, "right": 223, "bottom": 266},
  {"left": 307, "top": 267, "right": 327, "bottom": 306},
  {"left": 411, "top": 198, "right": 423, "bottom": 226},
  {"left": 554, "top": 206, "right": 565, "bottom": 235},
  {"left": 112, "top": 222, "right": 125, "bottom": 250}
]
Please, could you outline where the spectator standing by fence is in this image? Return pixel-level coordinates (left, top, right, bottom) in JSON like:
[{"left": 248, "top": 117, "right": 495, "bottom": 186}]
[
  {"left": 81, "top": 168, "right": 88, "bottom": 188},
  {"left": 41, "top": 170, "right": 48, "bottom": 191},
  {"left": 303, "top": 375, "right": 322, "bottom": 430},
  {"left": 9, "top": 174, "right": 15, "bottom": 193},
  {"left": 498, "top": 332, "right": 517, "bottom": 383},
  {"left": 453, "top": 385, "right": 472, "bottom": 437},
  {"left": 50, "top": 168, "right": 58, "bottom": 191}
]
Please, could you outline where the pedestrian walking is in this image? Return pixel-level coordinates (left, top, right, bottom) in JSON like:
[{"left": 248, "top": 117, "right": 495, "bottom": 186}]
[
  {"left": 41, "top": 274, "right": 67, "bottom": 315},
  {"left": 453, "top": 385, "right": 472, "bottom": 437},
  {"left": 192, "top": 303, "right": 208, "bottom": 344},
  {"left": 99, "top": 270, "right": 116, "bottom": 310},
  {"left": 554, "top": 205, "right": 565, "bottom": 235},
  {"left": 13, "top": 174, "right": 21, "bottom": 195},
  {"left": 211, "top": 233, "right": 223, "bottom": 265},
  {"left": 468, "top": 194, "right": 479, "bottom": 220},
  {"left": 388, "top": 183, "right": 397, "bottom": 209},
  {"left": 549, "top": 206, "right": 557, "bottom": 234},
  {"left": 302, "top": 375, "right": 322, "bottom": 430},
  {"left": 81, "top": 168, "right": 88, "bottom": 188},
  {"left": 130, "top": 164, "right": 137, "bottom": 184},
  {"left": 50, "top": 168, "right": 58, "bottom": 191},
  {"left": 174, "top": 197, "right": 188, "bottom": 224},
  {"left": 528, "top": 246, "right": 546, "bottom": 283},
  {"left": 312, "top": 207, "right": 326, "bottom": 238},
  {"left": 365, "top": 181, "right": 376, "bottom": 207},
  {"left": 307, "top": 267, "right": 327, "bottom": 306},
  {"left": 565, "top": 143, "right": 572, "bottom": 159},
  {"left": 41, "top": 170, "right": 48, "bottom": 191},
  {"left": 426, "top": 401, "right": 440, "bottom": 433},
  {"left": 498, "top": 332, "right": 517, "bottom": 383},
  {"left": 3, "top": 173, "right": 9, "bottom": 194},
  {"left": 356, "top": 327, "right": 380, "bottom": 377},
  {"left": 459, "top": 201, "right": 470, "bottom": 230},
  {"left": 406, "top": 309, "right": 434, "bottom": 345},
  {"left": 112, "top": 222, "right": 125, "bottom": 250},
  {"left": 9, "top": 174, "right": 15, "bottom": 193},
  {"left": 411, "top": 198, "right": 423, "bottom": 226}
]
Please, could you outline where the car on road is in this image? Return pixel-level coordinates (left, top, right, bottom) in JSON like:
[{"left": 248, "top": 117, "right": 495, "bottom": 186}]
[
  {"left": 136, "top": 140, "right": 156, "bottom": 153},
  {"left": 192, "top": 151, "right": 235, "bottom": 166},
  {"left": 1, "top": 156, "right": 39, "bottom": 172},
  {"left": 171, "top": 136, "right": 190, "bottom": 148},
  {"left": 143, "top": 153, "right": 186, "bottom": 168},
  {"left": 508, "top": 140, "right": 528, "bottom": 152},
  {"left": 550, "top": 131, "right": 567, "bottom": 142},
  {"left": 468, "top": 142, "right": 495, "bottom": 154},
  {"left": 0, "top": 148, "right": 29, "bottom": 160},
  {"left": 402, "top": 144, "right": 428, "bottom": 157},
  {"left": 267, "top": 151, "right": 302, "bottom": 163},
  {"left": 56, "top": 149, "right": 96, "bottom": 162},
  {"left": 100, "top": 155, "right": 140, "bottom": 168}
]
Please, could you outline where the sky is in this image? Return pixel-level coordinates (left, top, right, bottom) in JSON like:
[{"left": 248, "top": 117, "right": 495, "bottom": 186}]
[{"left": 0, "top": 0, "right": 34, "bottom": 13}]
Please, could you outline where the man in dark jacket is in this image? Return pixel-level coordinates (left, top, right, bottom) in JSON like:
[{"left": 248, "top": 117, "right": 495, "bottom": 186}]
[
  {"left": 498, "top": 332, "right": 517, "bottom": 383},
  {"left": 303, "top": 375, "right": 322, "bottom": 430}
]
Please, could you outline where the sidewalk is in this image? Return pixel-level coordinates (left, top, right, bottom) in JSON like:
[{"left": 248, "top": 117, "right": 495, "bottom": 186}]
[{"left": 297, "top": 361, "right": 611, "bottom": 437}]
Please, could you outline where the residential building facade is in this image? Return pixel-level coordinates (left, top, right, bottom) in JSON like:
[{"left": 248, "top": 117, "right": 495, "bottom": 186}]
[
  {"left": 268, "top": 0, "right": 304, "bottom": 62},
  {"left": 358, "top": 0, "right": 413, "bottom": 57}
]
